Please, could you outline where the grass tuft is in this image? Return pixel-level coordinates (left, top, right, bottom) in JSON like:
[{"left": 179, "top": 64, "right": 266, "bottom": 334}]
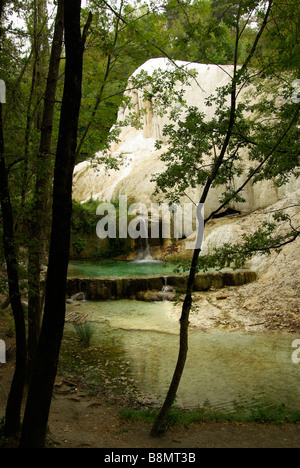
[{"left": 119, "top": 399, "right": 300, "bottom": 429}]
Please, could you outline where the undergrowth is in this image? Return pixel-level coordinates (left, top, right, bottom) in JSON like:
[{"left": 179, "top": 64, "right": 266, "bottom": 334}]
[{"left": 119, "top": 401, "right": 300, "bottom": 429}]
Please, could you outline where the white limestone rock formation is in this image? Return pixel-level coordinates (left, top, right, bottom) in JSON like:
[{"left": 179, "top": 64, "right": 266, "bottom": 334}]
[{"left": 73, "top": 58, "right": 297, "bottom": 218}]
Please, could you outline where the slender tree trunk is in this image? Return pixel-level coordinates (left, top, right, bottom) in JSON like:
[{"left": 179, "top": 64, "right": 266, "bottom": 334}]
[
  {"left": 76, "top": 0, "right": 123, "bottom": 157},
  {"left": 20, "top": 58, "right": 36, "bottom": 214},
  {"left": 150, "top": 246, "right": 199, "bottom": 436},
  {"left": 27, "top": 0, "right": 64, "bottom": 380},
  {"left": 19, "top": 0, "right": 92, "bottom": 448},
  {"left": 0, "top": 1, "right": 27, "bottom": 439},
  {"left": 26, "top": 0, "right": 46, "bottom": 373},
  {"left": 0, "top": 105, "right": 27, "bottom": 438},
  {"left": 150, "top": 0, "right": 273, "bottom": 436},
  {"left": 150, "top": 64, "right": 239, "bottom": 438}
]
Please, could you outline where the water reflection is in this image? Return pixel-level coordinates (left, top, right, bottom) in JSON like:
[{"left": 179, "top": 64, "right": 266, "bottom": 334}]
[{"left": 65, "top": 300, "right": 300, "bottom": 411}]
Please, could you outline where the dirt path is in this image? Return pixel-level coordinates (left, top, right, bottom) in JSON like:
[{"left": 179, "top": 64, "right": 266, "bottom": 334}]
[
  {"left": 1, "top": 362, "right": 299, "bottom": 448},
  {"left": 46, "top": 381, "right": 300, "bottom": 448}
]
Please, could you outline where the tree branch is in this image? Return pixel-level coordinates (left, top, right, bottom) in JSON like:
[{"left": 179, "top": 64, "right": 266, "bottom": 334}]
[
  {"left": 82, "top": 11, "right": 93, "bottom": 45},
  {"left": 205, "top": 104, "right": 300, "bottom": 223}
]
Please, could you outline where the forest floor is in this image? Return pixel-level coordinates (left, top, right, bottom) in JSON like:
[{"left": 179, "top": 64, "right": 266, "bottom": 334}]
[
  {"left": 0, "top": 360, "right": 300, "bottom": 449},
  {"left": 1, "top": 291, "right": 300, "bottom": 449},
  {"left": 36, "top": 381, "right": 300, "bottom": 449}
]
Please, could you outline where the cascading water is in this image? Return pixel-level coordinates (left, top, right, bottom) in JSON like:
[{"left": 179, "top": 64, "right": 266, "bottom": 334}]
[
  {"left": 134, "top": 242, "right": 153, "bottom": 262},
  {"left": 161, "top": 277, "right": 175, "bottom": 300},
  {"left": 134, "top": 215, "right": 155, "bottom": 263}
]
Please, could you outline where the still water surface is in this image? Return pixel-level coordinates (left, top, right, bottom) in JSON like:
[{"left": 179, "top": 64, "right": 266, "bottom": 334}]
[
  {"left": 65, "top": 300, "right": 300, "bottom": 412},
  {"left": 68, "top": 260, "right": 177, "bottom": 278}
]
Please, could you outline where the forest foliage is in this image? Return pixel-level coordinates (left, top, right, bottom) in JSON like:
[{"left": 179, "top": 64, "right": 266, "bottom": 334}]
[{"left": 0, "top": 0, "right": 299, "bottom": 275}]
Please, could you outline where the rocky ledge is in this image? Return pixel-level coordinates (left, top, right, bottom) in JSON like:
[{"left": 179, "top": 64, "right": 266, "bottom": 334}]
[{"left": 66, "top": 270, "right": 256, "bottom": 302}]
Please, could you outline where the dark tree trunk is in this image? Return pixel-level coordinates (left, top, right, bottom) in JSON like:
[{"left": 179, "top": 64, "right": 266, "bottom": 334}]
[
  {"left": 19, "top": 0, "right": 91, "bottom": 448},
  {"left": 27, "top": 0, "right": 64, "bottom": 380},
  {"left": 150, "top": 82, "right": 238, "bottom": 436},
  {"left": 0, "top": 2, "right": 27, "bottom": 439},
  {"left": 0, "top": 105, "right": 27, "bottom": 438},
  {"left": 150, "top": 0, "right": 273, "bottom": 437},
  {"left": 150, "top": 247, "right": 199, "bottom": 436}
]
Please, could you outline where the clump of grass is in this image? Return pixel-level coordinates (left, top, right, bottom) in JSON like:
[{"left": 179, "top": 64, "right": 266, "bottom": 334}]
[{"left": 73, "top": 321, "right": 95, "bottom": 345}]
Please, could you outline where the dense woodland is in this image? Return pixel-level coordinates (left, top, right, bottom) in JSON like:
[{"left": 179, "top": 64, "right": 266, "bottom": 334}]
[{"left": 0, "top": 0, "right": 299, "bottom": 447}]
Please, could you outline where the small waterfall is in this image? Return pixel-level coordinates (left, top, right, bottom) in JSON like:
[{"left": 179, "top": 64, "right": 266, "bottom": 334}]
[
  {"left": 135, "top": 245, "right": 153, "bottom": 262},
  {"left": 161, "top": 277, "right": 175, "bottom": 301},
  {"left": 69, "top": 292, "right": 86, "bottom": 302},
  {"left": 67, "top": 280, "right": 86, "bottom": 303},
  {"left": 134, "top": 216, "right": 154, "bottom": 262}
]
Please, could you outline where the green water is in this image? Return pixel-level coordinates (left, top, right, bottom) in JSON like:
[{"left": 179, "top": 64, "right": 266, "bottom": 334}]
[
  {"left": 65, "top": 300, "right": 300, "bottom": 412},
  {"left": 68, "top": 260, "right": 177, "bottom": 278}
]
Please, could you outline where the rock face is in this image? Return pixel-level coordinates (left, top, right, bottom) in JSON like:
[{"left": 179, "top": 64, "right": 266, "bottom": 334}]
[
  {"left": 72, "top": 58, "right": 298, "bottom": 217},
  {"left": 66, "top": 270, "right": 257, "bottom": 302}
]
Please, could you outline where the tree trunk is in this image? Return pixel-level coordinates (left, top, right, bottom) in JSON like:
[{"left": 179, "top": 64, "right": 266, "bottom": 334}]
[
  {"left": 150, "top": 0, "right": 273, "bottom": 437},
  {"left": 0, "top": 105, "right": 27, "bottom": 438},
  {"left": 27, "top": 0, "right": 64, "bottom": 380},
  {"left": 150, "top": 247, "right": 199, "bottom": 436},
  {"left": 19, "top": 0, "right": 91, "bottom": 448},
  {"left": 0, "top": 2, "right": 27, "bottom": 439},
  {"left": 150, "top": 76, "right": 238, "bottom": 436},
  {"left": 75, "top": 1, "right": 123, "bottom": 157}
]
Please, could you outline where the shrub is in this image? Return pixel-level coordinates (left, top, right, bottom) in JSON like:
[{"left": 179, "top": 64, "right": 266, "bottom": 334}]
[{"left": 73, "top": 321, "right": 95, "bottom": 345}]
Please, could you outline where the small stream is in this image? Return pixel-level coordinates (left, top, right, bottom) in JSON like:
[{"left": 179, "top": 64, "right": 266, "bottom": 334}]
[{"left": 64, "top": 299, "right": 300, "bottom": 413}]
